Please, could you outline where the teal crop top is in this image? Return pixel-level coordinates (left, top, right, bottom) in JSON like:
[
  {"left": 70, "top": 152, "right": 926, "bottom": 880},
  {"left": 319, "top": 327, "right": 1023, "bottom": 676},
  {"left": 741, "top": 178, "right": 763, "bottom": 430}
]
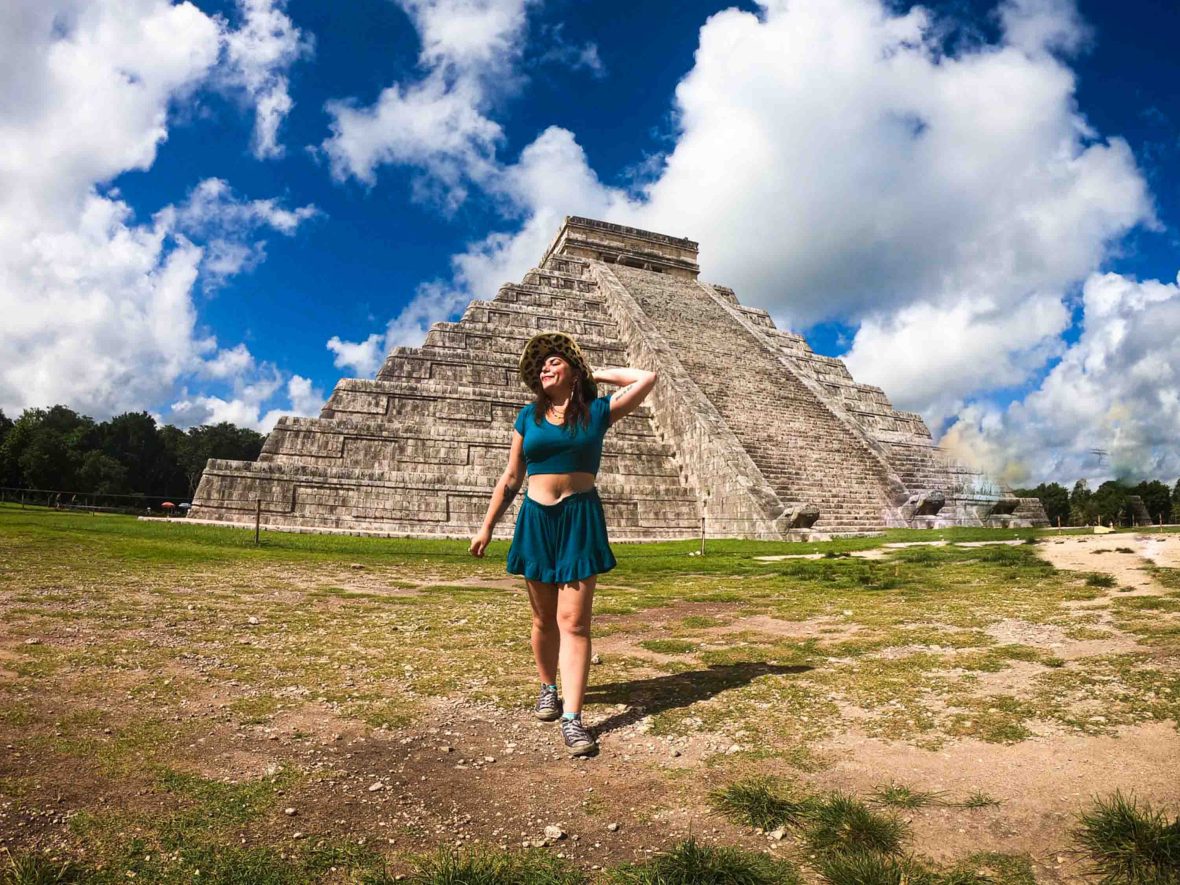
[{"left": 514, "top": 395, "right": 613, "bottom": 476}]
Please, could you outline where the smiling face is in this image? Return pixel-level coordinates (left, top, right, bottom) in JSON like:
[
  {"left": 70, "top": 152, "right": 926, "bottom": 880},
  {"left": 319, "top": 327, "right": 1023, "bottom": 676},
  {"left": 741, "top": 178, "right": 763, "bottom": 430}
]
[{"left": 539, "top": 353, "right": 574, "bottom": 395}]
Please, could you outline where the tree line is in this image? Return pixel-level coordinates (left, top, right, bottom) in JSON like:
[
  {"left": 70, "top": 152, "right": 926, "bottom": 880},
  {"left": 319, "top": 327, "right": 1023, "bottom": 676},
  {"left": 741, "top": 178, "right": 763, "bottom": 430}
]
[
  {"left": 1012, "top": 479, "right": 1180, "bottom": 527},
  {"left": 0, "top": 405, "right": 264, "bottom": 502}
]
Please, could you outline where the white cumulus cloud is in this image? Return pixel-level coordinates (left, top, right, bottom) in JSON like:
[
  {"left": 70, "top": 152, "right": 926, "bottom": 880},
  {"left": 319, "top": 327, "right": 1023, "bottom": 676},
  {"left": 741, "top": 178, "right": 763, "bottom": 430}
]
[
  {"left": 322, "top": 75, "right": 503, "bottom": 203},
  {"left": 319, "top": 0, "right": 532, "bottom": 196},
  {"left": 941, "top": 271, "right": 1180, "bottom": 485},
  {"left": 326, "top": 333, "right": 386, "bottom": 377},
  {"left": 400, "top": 0, "right": 533, "bottom": 75},
  {"left": 170, "top": 372, "right": 324, "bottom": 433},
  {"left": 0, "top": 0, "right": 318, "bottom": 427},
  {"left": 319, "top": 0, "right": 604, "bottom": 205},
  {"left": 171, "top": 177, "right": 318, "bottom": 289},
  {"left": 221, "top": 0, "right": 313, "bottom": 159},
  {"left": 999, "top": 0, "right": 1090, "bottom": 56}
]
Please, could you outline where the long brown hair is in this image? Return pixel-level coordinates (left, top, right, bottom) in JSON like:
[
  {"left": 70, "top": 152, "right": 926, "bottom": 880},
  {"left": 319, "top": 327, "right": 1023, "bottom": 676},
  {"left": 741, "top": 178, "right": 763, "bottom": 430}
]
[{"left": 532, "top": 356, "right": 591, "bottom": 431}]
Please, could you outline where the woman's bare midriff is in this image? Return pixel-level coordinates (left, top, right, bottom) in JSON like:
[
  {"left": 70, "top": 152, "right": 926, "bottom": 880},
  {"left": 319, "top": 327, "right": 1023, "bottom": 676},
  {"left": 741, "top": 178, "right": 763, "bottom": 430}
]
[{"left": 526, "top": 472, "right": 596, "bottom": 505}]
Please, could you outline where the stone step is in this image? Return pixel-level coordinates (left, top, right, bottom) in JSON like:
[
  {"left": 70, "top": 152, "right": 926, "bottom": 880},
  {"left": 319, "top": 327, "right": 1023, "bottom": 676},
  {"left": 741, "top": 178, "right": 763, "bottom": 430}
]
[
  {"left": 484, "top": 290, "right": 611, "bottom": 317},
  {"left": 184, "top": 514, "right": 700, "bottom": 542},
  {"left": 461, "top": 301, "right": 619, "bottom": 339},
  {"left": 189, "top": 458, "right": 699, "bottom": 540},
  {"left": 520, "top": 268, "right": 598, "bottom": 293},
  {"left": 422, "top": 322, "right": 627, "bottom": 362},
  {"left": 539, "top": 255, "right": 592, "bottom": 277},
  {"left": 324, "top": 377, "right": 660, "bottom": 430},
  {"left": 261, "top": 419, "right": 684, "bottom": 478},
  {"left": 376, "top": 343, "right": 627, "bottom": 389},
  {"left": 261, "top": 442, "right": 682, "bottom": 479},
  {"left": 493, "top": 287, "right": 611, "bottom": 317},
  {"left": 197, "top": 459, "right": 697, "bottom": 501}
]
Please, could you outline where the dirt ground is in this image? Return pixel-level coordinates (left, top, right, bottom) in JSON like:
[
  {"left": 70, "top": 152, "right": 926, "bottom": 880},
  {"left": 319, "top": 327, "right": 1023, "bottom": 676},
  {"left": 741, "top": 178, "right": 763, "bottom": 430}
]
[
  {"left": 1, "top": 528, "right": 1178, "bottom": 881},
  {"left": 813, "top": 534, "right": 1180, "bottom": 881}
]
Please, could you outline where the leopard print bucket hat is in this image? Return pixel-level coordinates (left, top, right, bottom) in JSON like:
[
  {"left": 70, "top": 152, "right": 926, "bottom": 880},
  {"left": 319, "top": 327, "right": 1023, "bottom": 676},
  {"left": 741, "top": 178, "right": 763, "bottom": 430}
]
[{"left": 518, "top": 332, "right": 598, "bottom": 399}]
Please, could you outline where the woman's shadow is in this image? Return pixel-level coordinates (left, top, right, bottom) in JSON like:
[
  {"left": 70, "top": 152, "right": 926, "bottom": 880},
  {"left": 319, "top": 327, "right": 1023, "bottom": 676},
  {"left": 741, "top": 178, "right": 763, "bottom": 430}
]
[{"left": 586, "top": 662, "right": 812, "bottom": 735}]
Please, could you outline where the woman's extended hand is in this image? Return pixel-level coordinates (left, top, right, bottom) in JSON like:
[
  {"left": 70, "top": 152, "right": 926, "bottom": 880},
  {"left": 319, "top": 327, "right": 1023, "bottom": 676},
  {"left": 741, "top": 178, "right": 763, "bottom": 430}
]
[{"left": 469, "top": 527, "right": 492, "bottom": 557}]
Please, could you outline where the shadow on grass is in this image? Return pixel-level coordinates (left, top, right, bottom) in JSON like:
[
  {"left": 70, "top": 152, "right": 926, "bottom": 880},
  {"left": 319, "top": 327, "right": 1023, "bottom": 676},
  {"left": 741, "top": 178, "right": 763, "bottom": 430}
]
[{"left": 586, "top": 662, "right": 812, "bottom": 734}]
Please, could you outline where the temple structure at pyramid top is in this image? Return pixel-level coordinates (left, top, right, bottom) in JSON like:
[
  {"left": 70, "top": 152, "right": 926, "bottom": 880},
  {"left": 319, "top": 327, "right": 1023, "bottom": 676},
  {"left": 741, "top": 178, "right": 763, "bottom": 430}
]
[
  {"left": 188, "top": 216, "right": 1047, "bottom": 539},
  {"left": 543, "top": 217, "right": 702, "bottom": 277}
]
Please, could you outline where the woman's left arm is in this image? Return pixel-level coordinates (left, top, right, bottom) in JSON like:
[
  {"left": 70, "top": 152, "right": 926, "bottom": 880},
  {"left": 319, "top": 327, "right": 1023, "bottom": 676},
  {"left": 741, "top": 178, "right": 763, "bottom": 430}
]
[{"left": 593, "top": 367, "right": 658, "bottom": 425}]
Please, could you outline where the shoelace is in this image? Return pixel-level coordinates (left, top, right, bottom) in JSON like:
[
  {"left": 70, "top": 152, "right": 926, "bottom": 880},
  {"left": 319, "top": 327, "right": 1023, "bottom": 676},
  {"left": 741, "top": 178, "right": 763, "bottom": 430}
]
[
  {"left": 560, "top": 717, "right": 593, "bottom": 744},
  {"left": 537, "top": 687, "right": 560, "bottom": 712}
]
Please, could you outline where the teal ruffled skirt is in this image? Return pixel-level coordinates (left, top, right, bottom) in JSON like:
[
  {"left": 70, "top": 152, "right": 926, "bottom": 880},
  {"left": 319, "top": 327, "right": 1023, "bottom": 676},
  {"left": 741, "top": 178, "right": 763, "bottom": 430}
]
[{"left": 506, "top": 488, "right": 617, "bottom": 584}]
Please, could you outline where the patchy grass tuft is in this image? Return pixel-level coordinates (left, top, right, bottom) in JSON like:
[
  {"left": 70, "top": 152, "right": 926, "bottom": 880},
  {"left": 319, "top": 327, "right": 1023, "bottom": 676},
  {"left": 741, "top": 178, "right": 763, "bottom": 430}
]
[
  {"left": 678, "top": 615, "right": 723, "bottom": 629},
  {"left": 959, "top": 791, "right": 1003, "bottom": 809},
  {"left": 816, "top": 849, "right": 1033, "bottom": 884},
  {"left": 815, "top": 850, "right": 962, "bottom": 885},
  {"left": 387, "top": 846, "right": 584, "bottom": 885},
  {"left": 0, "top": 852, "right": 86, "bottom": 885},
  {"left": 609, "top": 837, "right": 799, "bottom": 884},
  {"left": 871, "top": 782, "right": 944, "bottom": 809},
  {"left": 638, "top": 639, "right": 698, "bottom": 655},
  {"left": 708, "top": 777, "right": 812, "bottom": 830},
  {"left": 1085, "top": 573, "right": 1118, "bottom": 588},
  {"left": 805, "top": 793, "right": 909, "bottom": 856},
  {"left": 1073, "top": 791, "right": 1180, "bottom": 884}
]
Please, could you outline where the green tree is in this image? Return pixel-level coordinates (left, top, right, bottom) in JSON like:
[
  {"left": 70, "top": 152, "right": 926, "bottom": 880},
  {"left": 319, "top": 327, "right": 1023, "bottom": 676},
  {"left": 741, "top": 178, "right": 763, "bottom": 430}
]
[
  {"left": 0, "top": 405, "right": 265, "bottom": 501},
  {"left": 77, "top": 450, "right": 130, "bottom": 495},
  {"left": 157, "top": 425, "right": 192, "bottom": 499},
  {"left": 1069, "top": 480, "right": 1098, "bottom": 526},
  {"left": 0, "top": 409, "right": 14, "bottom": 487},
  {"left": 1091, "top": 480, "right": 1129, "bottom": 526},
  {"left": 0, "top": 414, "right": 29, "bottom": 488},
  {"left": 1173, "top": 480, "right": 1180, "bottom": 525},
  {"left": 2, "top": 406, "right": 95, "bottom": 490},
  {"left": 1131, "top": 480, "right": 1171, "bottom": 525},
  {"left": 96, "top": 412, "right": 177, "bottom": 494},
  {"left": 176, "top": 423, "right": 265, "bottom": 495}
]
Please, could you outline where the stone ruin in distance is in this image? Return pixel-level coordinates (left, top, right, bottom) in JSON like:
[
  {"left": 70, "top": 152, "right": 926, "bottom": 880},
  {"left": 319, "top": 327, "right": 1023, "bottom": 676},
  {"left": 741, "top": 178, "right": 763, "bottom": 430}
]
[{"left": 189, "top": 217, "right": 1048, "bottom": 539}]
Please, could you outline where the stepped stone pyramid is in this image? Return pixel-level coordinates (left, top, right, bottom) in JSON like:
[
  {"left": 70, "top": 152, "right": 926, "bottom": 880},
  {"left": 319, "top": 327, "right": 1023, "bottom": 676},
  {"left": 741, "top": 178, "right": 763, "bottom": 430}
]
[{"left": 189, "top": 217, "right": 1048, "bottom": 539}]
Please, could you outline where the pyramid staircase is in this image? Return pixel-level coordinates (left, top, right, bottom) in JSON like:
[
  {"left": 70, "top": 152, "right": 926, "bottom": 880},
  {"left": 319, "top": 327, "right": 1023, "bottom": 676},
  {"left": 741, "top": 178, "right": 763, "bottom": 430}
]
[{"left": 189, "top": 217, "right": 1047, "bottom": 539}]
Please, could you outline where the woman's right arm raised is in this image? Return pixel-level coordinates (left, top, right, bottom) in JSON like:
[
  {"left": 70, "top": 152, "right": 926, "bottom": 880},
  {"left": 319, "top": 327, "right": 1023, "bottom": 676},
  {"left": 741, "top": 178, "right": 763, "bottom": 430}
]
[{"left": 469, "top": 430, "right": 525, "bottom": 557}]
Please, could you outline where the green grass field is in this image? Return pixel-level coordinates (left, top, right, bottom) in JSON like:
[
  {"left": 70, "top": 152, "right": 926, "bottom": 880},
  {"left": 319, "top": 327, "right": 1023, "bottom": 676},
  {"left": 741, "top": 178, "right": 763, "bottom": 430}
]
[{"left": 1, "top": 506, "right": 1177, "bottom": 883}]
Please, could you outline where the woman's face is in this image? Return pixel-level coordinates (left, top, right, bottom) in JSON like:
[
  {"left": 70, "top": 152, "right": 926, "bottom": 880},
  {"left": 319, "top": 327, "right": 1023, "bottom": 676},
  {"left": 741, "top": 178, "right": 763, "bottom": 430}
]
[{"left": 539, "top": 354, "right": 574, "bottom": 394}]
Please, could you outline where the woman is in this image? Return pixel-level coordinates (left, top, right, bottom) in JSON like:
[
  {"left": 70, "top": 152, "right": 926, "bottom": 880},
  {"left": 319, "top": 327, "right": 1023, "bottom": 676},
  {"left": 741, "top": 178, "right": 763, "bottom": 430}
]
[{"left": 469, "top": 332, "right": 657, "bottom": 756}]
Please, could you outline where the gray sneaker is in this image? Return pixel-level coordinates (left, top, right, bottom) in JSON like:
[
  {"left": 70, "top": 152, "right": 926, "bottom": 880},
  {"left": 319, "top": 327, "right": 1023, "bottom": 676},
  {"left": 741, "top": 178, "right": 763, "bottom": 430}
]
[
  {"left": 559, "top": 715, "right": 597, "bottom": 756},
  {"left": 534, "top": 684, "right": 562, "bottom": 721}
]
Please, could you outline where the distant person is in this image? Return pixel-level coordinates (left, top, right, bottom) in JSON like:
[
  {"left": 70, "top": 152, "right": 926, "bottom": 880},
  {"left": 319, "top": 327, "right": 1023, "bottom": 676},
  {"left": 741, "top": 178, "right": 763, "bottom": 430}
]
[{"left": 470, "top": 332, "right": 657, "bottom": 756}]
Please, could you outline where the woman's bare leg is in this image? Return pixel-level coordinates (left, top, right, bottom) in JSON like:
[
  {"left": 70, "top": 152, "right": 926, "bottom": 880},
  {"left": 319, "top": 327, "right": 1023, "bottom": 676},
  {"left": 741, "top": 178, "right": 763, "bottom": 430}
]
[
  {"left": 525, "top": 580, "right": 560, "bottom": 684},
  {"left": 556, "top": 576, "right": 596, "bottom": 713}
]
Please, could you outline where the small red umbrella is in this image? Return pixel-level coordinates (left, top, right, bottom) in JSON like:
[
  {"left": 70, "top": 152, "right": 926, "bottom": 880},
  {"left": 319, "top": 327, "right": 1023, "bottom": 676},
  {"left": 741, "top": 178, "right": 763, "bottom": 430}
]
[{"left": 162, "top": 502, "right": 175, "bottom": 509}]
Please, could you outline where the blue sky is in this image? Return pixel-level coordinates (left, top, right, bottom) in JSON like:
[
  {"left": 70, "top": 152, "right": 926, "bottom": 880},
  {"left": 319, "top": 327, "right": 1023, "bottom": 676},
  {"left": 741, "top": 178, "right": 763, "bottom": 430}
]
[{"left": 3, "top": 0, "right": 1179, "bottom": 484}]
